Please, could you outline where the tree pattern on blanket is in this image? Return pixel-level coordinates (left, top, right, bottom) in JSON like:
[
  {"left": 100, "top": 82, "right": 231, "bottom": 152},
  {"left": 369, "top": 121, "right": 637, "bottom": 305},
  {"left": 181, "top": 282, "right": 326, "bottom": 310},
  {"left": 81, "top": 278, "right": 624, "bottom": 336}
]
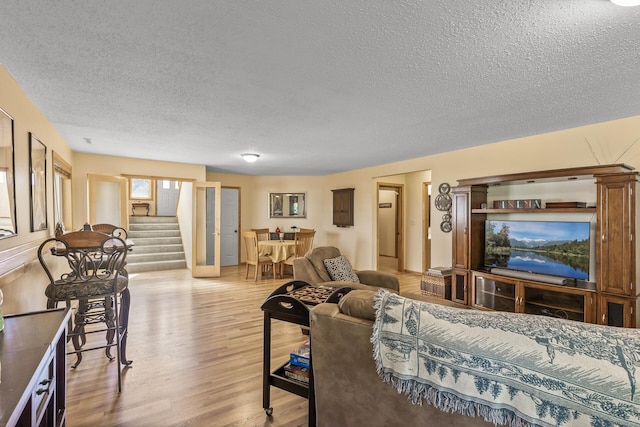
[{"left": 374, "top": 291, "right": 640, "bottom": 427}]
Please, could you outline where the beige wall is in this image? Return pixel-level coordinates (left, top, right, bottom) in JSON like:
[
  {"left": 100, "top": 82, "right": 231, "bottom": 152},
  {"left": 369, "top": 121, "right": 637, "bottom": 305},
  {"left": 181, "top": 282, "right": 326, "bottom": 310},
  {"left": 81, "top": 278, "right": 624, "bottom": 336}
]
[
  {"left": 0, "top": 66, "right": 73, "bottom": 252},
  {"left": 210, "top": 116, "right": 640, "bottom": 273},
  {"left": 0, "top": 65, "right": 74, "bottom": 314},
  {"left": 0, "top": 64, "right": 208, "bottom": 314},
  {"left": 72, "top": 152, "right": 206, "bottom": 230},
  {"left": 3, "top": 59, "right": 640, "bottom": 312}
]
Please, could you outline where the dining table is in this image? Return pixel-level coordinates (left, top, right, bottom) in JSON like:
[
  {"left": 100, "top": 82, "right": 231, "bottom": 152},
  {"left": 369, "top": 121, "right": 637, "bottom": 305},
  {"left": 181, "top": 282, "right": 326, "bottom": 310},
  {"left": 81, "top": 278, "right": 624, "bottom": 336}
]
[{"left": 258, "top": 240, "right": 296, "bottom": 264}]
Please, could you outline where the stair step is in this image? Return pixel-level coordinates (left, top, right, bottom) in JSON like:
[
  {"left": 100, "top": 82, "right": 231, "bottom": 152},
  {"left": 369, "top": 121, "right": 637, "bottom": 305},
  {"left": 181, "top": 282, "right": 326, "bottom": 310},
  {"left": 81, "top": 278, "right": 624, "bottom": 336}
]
[
  {"left": 130, "top": 236, "right": 183, "bottom": 246},
  {"left": 129, "top": 223, "right": 179, "bottom": 232},
  {"left": 127, "top": 260, "right": 187, "bottom": 274},
  {"left": 126, "top": 216, "right": 187, "bottom": 273},
  {"left": 128, "top": 229, "right": 181, "bottom": 238},
  {"left": 129, "top": 216, "right": 178, "bottom": 224},
  {"left": 130, "top": 244, "right": 185, "bottom": 254},
  {"left": 128, "top": 252, "right": 185, "bottom": 263}
]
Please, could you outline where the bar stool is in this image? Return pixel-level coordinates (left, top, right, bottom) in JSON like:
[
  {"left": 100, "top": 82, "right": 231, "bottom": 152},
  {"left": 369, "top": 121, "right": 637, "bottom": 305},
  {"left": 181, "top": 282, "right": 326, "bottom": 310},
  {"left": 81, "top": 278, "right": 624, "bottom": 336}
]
[{"left": 38, "top": 230, "right": 132, "bottom": 392}]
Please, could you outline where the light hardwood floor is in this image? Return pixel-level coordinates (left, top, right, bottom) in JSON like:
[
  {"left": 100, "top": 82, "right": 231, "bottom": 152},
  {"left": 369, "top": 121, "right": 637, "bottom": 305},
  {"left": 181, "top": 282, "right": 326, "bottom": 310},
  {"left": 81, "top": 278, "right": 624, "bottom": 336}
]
[{"left": 66, "top": 263, "right": 421, "bottom": 427}]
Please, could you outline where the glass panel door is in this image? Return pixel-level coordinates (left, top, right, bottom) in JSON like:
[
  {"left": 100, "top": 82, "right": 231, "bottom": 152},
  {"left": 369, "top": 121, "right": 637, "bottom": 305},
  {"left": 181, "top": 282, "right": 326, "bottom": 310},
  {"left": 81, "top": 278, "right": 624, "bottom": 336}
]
[{"left": 192, "top": 181, "right": 221, "bottom": 277}]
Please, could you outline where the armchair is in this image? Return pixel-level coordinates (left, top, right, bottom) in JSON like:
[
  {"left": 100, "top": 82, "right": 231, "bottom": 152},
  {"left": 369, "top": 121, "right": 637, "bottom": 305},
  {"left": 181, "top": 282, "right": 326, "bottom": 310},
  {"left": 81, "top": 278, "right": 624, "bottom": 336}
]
[{"left": 293, "top": 246, "right": 399, "bottom": 292}]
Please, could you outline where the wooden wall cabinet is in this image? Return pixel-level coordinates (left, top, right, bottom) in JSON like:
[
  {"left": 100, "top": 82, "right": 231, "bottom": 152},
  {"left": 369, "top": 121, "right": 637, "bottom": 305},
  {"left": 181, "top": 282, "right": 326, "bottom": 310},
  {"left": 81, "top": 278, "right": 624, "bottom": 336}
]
[
  {"left": 451, "top": 164, "right": 639, "bottom": 327},
  {"left": 332, "top": 188, "right": 354, "bottom": 227},
  {"left": 595, "top": 173, "right": 640, "bottom": 327},
  {"left": 596, "top": 174, "right": 637, "bottom": 296}
]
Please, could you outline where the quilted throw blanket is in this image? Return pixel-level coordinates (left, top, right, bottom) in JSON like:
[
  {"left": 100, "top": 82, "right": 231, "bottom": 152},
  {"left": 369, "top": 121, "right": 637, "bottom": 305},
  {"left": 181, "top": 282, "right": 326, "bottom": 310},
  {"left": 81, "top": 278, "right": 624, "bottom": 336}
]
[{"left": 371, "top": 289, "right": 640, "bottom": 427}]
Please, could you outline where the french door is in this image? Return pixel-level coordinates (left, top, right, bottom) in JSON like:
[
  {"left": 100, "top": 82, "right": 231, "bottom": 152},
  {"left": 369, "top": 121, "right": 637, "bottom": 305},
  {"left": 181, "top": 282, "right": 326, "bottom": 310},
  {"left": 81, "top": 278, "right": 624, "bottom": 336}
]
[{"left": 192, "top": 181, "right": 221, "bottom": 277}]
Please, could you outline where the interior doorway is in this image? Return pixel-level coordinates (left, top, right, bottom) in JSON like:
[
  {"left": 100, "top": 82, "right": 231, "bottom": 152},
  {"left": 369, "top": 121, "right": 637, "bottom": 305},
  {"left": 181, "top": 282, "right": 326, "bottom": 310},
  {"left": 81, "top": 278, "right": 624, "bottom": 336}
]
[
  {"left": 377, "top": 183, "right": 404, "bottom": 273},
  {"left": 220, "top": 187, "right": 240, "bottom": 266},
  {"left": 423, "top": 182, "right": 431, "bottom": 272}
]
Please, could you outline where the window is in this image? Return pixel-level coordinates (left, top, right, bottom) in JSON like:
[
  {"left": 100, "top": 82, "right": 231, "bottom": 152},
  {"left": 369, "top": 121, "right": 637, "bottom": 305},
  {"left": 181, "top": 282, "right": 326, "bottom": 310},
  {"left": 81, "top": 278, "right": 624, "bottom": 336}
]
[{"left": 130, "top": 178, "right": 152, "bottom": 199}]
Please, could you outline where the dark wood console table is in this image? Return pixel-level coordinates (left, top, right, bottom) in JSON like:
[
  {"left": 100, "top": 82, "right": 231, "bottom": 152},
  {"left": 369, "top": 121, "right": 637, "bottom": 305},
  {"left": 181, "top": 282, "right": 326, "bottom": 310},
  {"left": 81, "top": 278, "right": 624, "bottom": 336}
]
[
  {"left": 0, "top": 308, "right": 71, "bottom": 427},
  {"left": 131, "top": 202, "right": 150, "bottom": 216}
]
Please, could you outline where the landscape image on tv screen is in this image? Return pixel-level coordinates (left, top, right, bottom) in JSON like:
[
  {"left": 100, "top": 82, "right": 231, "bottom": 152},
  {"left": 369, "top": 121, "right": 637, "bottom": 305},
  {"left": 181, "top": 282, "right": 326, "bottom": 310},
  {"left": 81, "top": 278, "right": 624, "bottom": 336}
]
[{"left": 484, "top": 220, "right": 590, "bottom": 281}]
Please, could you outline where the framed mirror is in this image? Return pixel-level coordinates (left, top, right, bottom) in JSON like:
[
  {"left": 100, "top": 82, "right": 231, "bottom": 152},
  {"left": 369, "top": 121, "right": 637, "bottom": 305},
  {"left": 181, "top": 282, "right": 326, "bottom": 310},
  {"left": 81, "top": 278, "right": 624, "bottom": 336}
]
[
  {"left": 0, "top": 107, "right": 16, "bottom": 238},
  {"left": 269, "top": 192, "right": 306, "bottom": 218},
  {"left": 29, "top": 132, "right": 47, "bottom": 231}
]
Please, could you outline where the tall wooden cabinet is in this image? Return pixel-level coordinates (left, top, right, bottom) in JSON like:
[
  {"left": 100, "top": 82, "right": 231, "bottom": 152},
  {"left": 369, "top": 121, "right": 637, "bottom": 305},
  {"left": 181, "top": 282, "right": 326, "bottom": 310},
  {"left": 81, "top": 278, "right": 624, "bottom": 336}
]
[
  {"left": 332, "top": 188, "right": 354, "bottom": 227},
  {"left": 451, "top": 185, "right": 487, "bottom": 304},
  {"left": 596, "top": 173, "right": 639, "bottom": 326},
  {"left": 451, "top": 164, "right": 640, "bottom": 327}
]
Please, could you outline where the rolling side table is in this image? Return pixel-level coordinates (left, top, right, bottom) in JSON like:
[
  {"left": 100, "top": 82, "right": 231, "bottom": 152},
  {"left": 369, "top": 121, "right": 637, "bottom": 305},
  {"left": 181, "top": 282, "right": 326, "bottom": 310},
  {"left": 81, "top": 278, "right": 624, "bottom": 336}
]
[{"left": 260, "top": 281, "right": 351, "bottom": 427}]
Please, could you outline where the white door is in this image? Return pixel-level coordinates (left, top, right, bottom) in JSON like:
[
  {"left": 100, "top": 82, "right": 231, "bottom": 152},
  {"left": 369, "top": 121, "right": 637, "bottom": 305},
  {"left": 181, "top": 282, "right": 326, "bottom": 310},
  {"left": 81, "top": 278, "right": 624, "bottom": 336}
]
[
  {"left": 157, "top": 179, "right": 180, "bottom": 216},
  {"left": 220, "top": 187, "right": 239, "bottom": 266},
  {"left": 192, "top": 181, "right": 221, "bottom": 277}
]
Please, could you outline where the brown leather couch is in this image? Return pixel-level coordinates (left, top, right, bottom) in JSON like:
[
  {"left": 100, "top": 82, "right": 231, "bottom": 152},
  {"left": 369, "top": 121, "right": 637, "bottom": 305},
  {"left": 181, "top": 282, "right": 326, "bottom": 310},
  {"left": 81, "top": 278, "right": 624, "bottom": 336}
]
[
  {"left": 310, "top": 290, "right": 499, "bottom": 427},
  {"left": 292, "top": 246, "right": 400, "bottom": 292}
]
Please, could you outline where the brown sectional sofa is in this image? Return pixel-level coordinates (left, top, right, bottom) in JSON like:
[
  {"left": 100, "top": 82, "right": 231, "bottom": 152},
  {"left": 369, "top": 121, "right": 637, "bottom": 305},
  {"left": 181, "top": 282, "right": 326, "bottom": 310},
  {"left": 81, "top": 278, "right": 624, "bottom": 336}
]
[
  {"left": 310, "top": 286, "right": 640, "bottom": 427},
  {"left": 310, "top": 289, "right": 496, "bottom": 426}
]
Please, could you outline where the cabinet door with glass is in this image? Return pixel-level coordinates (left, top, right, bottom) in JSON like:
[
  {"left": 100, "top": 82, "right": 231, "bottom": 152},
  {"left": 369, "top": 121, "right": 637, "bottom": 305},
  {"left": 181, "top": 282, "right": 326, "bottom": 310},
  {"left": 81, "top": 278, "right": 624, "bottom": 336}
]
[
  {"left": 522, "top": 282, "right": 595, "bottom": 323},
  {"left": 471, "top": 272, "right": 518, "bottom": 313},
  {"left": 451, "top": 269, "right": 469, "bottom": 305},
  {"left": 598, "top": 294, "right": 637, "bottom": 328}
]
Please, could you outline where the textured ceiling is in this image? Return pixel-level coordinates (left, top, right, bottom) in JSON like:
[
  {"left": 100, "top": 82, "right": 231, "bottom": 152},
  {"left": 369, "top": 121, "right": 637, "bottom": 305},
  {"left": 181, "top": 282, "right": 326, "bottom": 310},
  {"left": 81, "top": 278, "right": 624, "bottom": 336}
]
[{"left": 0, "top": 1, "right": 639, "bottom": 176}]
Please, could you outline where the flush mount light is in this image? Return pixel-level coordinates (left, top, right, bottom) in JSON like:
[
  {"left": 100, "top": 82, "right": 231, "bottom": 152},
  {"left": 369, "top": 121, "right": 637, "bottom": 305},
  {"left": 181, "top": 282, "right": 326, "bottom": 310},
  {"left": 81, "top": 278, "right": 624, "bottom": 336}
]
[
  {"left": 241, "top": 153, "right": 260, "bottom": 163},
  {"left": 611, "top": 0, "right": 640, "bottom": 6}
]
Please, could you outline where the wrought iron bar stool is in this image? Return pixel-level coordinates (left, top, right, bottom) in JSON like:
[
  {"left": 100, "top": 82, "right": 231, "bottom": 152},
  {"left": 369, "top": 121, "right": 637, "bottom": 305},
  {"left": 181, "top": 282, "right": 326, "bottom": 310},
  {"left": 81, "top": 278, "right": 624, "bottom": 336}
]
[{"left": 38, "top": 230, "right": 133, "bottom": 392}]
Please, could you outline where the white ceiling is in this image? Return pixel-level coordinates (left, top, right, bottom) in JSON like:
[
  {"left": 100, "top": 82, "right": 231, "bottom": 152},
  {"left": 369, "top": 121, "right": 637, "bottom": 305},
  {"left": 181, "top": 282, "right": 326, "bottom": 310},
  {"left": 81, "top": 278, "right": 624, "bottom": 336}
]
[{"left": 1, "top": 1, "right": 639, "bottom": 176}]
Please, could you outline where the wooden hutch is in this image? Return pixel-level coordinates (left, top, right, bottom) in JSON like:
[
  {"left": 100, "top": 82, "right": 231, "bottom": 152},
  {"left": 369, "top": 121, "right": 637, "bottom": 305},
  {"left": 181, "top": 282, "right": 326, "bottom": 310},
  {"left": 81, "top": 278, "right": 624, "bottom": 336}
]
[{"left": 451, "top": 164, "right": 640, "bottom": 328}]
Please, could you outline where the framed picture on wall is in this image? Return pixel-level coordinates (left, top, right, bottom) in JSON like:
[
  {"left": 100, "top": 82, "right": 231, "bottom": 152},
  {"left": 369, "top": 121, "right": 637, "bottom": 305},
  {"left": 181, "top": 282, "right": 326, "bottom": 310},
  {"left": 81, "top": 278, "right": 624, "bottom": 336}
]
[
  {"left": 0, "top": 107, "right": 17, "bottom": 238},
  {"left": 29, "top": 132, "right": 47, "bottom": 231}
]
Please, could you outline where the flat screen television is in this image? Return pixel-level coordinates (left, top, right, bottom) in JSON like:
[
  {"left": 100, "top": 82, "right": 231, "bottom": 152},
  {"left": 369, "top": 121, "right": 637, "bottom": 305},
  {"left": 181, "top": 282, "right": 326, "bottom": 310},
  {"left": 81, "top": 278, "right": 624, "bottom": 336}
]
[{"left": 484, "top": 220, "right": 591, "bottom": 281}]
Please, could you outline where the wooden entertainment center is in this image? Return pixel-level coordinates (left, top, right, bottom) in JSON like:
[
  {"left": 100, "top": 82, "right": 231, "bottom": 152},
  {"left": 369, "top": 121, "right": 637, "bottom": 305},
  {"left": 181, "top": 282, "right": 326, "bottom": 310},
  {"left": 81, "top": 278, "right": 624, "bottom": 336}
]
[{"left": 451, "top": 164, "right": 640, "bottom": 328}]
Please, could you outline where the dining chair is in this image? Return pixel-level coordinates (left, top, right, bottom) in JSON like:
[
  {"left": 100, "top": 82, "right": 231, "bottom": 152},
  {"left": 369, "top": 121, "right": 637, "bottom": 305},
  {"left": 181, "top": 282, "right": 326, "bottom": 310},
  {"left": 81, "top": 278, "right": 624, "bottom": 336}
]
[
  {"left": 298, "top": 228, "right": 315, "bottom": 233},
  {"left": 280, "top": 230, "right": 315, "bottom": 277},
  {"left": 252, "top": 228, "right": 271, "bottom": 241},
  {"left": 251, "top": 228, "right": 271, "bottom": 273},
  {"left": 92, "top": 223, "right": 128, "bottom": 239},
  {"left": 37, "top": 230, "right": 132, "bottom": 392},
  {"left": 243, "top": 230, "right": 276, "bottom": 281}
]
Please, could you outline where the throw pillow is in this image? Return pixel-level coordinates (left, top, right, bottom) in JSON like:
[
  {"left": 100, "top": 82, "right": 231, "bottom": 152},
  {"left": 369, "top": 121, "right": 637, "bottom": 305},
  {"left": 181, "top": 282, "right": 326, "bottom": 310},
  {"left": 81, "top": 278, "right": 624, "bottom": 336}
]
[{"left": 323, "top": 255, "right": 360, "bottom": 283}]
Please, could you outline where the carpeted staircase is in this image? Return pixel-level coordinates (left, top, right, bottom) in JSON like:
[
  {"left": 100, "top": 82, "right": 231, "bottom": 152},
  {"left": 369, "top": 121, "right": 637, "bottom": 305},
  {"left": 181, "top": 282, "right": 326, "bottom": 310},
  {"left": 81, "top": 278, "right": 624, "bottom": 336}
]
[{"left": 127, "top": 216, "right": 186, "bottom": 273}]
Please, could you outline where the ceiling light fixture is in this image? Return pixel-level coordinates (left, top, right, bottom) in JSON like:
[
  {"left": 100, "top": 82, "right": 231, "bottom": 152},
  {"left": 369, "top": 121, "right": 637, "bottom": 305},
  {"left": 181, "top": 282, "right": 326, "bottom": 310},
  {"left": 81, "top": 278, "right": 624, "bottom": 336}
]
[
  {"left": 241, "top": 153, "right": 260, "bottom": 163},
  {"left": 611, "top": 0, "right": 640, "bottom": 6}
]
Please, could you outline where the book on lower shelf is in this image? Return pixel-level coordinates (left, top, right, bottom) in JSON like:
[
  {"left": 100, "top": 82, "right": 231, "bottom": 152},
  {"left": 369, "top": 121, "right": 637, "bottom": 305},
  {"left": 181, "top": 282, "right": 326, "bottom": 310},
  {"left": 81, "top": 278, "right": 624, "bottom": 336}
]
[
  {"left": 283, "top": 363, "right": 310, "bottom": 384},
  {"left": 290, "top": 340, "right": 310, "bottom": 368}
]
